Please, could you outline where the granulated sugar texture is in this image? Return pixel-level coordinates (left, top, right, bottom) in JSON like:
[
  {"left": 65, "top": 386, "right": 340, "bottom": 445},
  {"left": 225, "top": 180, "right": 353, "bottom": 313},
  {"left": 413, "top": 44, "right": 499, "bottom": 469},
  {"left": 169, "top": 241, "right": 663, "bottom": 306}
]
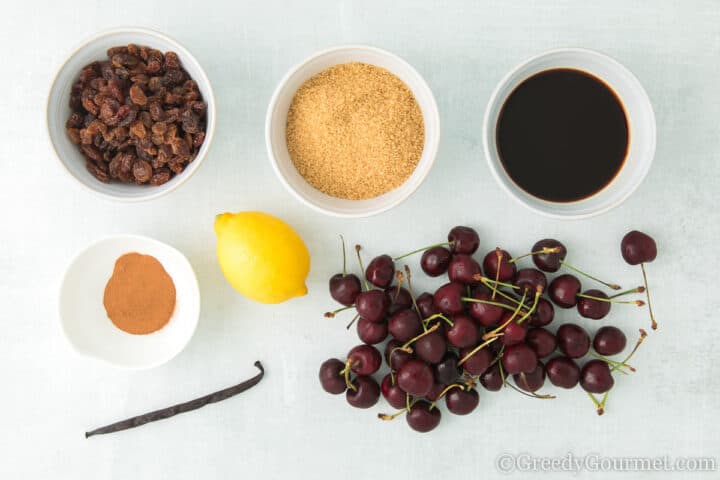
[{"left": 286, "top": 62, "right": 425, "bottom": 200}]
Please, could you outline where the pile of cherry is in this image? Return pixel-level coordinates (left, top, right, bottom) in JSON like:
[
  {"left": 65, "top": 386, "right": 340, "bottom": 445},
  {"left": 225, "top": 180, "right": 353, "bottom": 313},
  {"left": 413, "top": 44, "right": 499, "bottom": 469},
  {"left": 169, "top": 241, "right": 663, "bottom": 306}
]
[{"left": 319, "top": 226, "right": 658, "bottom": 433}]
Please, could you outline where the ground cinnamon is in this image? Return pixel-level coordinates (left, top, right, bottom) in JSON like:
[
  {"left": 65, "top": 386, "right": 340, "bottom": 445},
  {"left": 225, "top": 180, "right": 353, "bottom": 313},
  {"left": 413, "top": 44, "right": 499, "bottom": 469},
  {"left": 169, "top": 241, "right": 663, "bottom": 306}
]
[{"left": 103, "top": 253, "right": 176, "bottom": 335}]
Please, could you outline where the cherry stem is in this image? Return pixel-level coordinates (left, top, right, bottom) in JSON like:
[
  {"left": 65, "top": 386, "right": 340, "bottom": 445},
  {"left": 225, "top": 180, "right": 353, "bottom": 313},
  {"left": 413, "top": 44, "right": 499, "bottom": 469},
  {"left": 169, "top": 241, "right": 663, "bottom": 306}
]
[
  {"left": 423, "top": 313, "right": 454, "bottom": 328},
  {"left": 576, "top": 292, "right": 644, "bottom": 306},
  {"left": 458, "top": 337, "right": 498, "bottom": 366},
  {"left": 492, "top": 247, "right": 503, "bottom": 299},
  {"left": 591, "top": 353, "right": 633, "bottom": 374},
  {"left": 560, "top": 260, "right": 621, "bottom": 290},
  {"left": 378, "top": 409, "right": 406, "bottom": 421},
  {"left": 394, "top": 241, "right": 454, "bottom": 261},
  {"left": 324, "top": 305, "right": 354, "bottom": 318},
  {"left": 402, "top": 265, "right": 423, "bottom": 325},
  {"left": 354, "top": 245, "right": 369, "bottom": 291},
  {"left": 476, "top": 278, "right": 532, "bottom": 312},
  {"left": 641, "top": 263, "right": 657, "bottom": 330},
  {"left": 598, "top": 391, "right": 609, "bottom": 415},
  {"left": 504, "top": 371, "right": 556, "bottom": 399},
  {"left": 401, "top": 322, "right": 440, "bottom": 350},
  {"left": 508, "top": 246, "right": 562, "bottom": 264},
  {"left": 340, "top": 358, "right": 357, "bottom": 392},
  {"left": 515, "top": 286, "right": 542, "bottom": 325},
  {"left": 339, "top": 235, "right": 347, "bottom": 277},
  {"left": 345, "top": 312, "right": 359, "bottom": 330},
  {"left": 610, "top": 286, "right": 645, "bottom": 298},
  {"left": 611, "top": 329, "right": 648, "bottom": 373},
  {"left": 461, "top": 296, "right": 519, "bottom": 312},
  {"left": 473, "top": 274, "right": 519, "bottom": 290},
  {"left": 429, "top": 383, "right": 465, "bottom": 409},
  {"left": 586, "top": 391, "right": 605, "bottom": 415},
  {"left": 483, "top": 290, "right": 527, "bottom": 340}
]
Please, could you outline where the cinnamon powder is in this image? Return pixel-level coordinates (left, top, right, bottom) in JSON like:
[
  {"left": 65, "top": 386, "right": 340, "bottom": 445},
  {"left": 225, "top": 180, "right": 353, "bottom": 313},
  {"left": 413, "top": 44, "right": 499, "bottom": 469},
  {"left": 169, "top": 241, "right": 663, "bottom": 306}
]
[{"left": 103, "top": 253, "right": 176, "bottom": 335}]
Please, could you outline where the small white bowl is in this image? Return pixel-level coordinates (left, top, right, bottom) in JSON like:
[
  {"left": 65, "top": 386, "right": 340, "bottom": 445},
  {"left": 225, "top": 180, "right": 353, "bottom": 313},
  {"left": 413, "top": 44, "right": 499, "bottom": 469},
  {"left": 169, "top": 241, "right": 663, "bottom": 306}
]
[
  {"left": 483, "top": 48, "right": 656, "bottom": 219},
  {"left": 59, "top": 235, "right": 200, "bottom": 369},
  {"left": 46, "top": 27, "right": 216, "bottom": 202},
  {"left": 266, "top": 45, "right": 440, "bottom": 218}
]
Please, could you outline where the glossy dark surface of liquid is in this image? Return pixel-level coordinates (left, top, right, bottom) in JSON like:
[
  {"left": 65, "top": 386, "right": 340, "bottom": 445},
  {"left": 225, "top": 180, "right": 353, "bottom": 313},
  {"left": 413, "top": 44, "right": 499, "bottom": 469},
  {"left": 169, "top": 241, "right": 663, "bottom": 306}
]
[{"left": 496, "top": 68, "right": 628, "bottom": 202}]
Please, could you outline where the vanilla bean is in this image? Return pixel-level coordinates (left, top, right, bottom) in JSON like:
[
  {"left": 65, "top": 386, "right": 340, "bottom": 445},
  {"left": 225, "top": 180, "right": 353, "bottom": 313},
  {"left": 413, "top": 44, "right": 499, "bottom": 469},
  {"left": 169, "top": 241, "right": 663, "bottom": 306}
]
[{"left": 86, "top": 361, "right": 265, "bottom": 438}]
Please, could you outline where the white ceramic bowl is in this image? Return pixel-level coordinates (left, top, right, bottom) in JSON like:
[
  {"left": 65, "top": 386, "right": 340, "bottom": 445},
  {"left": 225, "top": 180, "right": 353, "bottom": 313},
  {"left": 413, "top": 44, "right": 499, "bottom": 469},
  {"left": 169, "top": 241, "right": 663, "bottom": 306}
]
[
  {"left": 46, "top": 27, "right": 216, "bottom": 202},
  {"left": 483, "top": 48, "right": 656, "bottom": 219},
  {"left": 266, "top": 45, "right": 440, "bottom": 218},
  {"left": 59, "top": 235, "right": 200, "bottom": 369}
]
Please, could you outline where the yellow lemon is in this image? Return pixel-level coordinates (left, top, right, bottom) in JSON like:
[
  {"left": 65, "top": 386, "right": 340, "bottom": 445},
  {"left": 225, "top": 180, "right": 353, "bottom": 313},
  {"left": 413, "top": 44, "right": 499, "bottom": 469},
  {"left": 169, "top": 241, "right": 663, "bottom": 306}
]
[{"left": 214, "top": 211, "right": 310, "bottom": 304}]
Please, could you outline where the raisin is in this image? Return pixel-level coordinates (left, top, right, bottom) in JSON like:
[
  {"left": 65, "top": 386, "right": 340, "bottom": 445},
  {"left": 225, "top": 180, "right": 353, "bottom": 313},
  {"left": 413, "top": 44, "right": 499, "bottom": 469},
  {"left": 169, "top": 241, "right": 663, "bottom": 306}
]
[
  {"left": 181, "top": 111, "right": 199, "bottom": 134},
  {"left": 129, "top": 120, "right": 147, "bottom": 139},
  {"left": 164, "top": 51, "right": 180, "bottom": 70},
  {"left": 66, "top": 112, "right": 84, "bottom": 129},
  {"left": 192, "top": 131, "right": 205, "bottom": 149},
  {"left": 150, "top": 169, "right": 171, "bottom": 185},
  {"left": 81, "top": 144, "right": 102, "bottom": 162},
  {"left": 67, "top": 128, "right": 81, "bottom": 144},
  {"left": 162, "top": 69, "right": 185, "bottom": 86},
  {"left": 129, "top": 85, "right": 147, "bottom": 106},
  {"left": 86, "top": 160, "right": 110, "bottom": 182},
  {"left": 132, "top": 160, "right": 152, "bottom": 184}
]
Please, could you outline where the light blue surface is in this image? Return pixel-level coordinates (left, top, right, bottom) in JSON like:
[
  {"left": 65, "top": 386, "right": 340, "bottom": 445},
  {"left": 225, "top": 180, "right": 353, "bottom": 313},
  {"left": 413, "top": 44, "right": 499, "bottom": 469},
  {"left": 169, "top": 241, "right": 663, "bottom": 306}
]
[{"left": 1, "top": 1, "right": 718, "bottom": 478}]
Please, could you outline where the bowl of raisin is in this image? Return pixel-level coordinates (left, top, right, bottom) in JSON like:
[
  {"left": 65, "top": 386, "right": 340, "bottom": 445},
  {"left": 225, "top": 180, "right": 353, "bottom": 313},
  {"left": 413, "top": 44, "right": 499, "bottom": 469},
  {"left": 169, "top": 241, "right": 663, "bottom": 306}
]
[{"left": 47, "top": 28, "right": 215, "bottom": 201}]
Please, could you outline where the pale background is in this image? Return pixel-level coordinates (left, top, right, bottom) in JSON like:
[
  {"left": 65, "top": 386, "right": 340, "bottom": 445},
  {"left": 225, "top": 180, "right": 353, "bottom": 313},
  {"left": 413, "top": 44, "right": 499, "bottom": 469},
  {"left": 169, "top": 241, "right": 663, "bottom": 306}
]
[{"left": 1, "top": 1, "right": 718, "bottom": 478}]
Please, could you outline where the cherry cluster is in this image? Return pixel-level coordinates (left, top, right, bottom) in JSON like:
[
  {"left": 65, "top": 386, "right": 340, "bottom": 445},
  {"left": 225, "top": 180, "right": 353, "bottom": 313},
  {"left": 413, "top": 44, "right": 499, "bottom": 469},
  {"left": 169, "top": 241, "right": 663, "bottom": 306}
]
[{"left": 319, "top": 227, "right": 658, "bottom": 432}]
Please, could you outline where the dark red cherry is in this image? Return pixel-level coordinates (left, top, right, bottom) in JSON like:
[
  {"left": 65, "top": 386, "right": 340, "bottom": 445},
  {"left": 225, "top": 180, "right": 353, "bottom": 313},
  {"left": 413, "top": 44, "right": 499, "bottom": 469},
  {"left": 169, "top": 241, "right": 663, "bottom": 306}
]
[
  {"left": 459, "top": 346, "right": 492, "bottom": 376},
  {"left": 388, "top": 309, "right": 422, "bottom": 342},
  {"left": 513, "top": 361, "right": 545, "bottom": 392},
  {"left": 445, "top": 388, "right": 479, "bottom": 415},
  {"left": 397, "top": 360, "right": 434, "bottom": 397},
  {"left": 621, "top": 230, "right": 657, "bottom": 265},
  {"left": 385, "top": 340, "right": 412, "bottom": 371},
  {"left": 546, "top": 356, "right": 580, "bottom": 388},
  {"left": 482, "top": 248, "right": 516, "bottom": 282},
  {"left": 433, "top": 282, "right": 466, "bottom": 316},
  {"left": 467, "top": 289, "right": 505, "bottom": 327},
  {"left": 415, "top": 330, "right": 447, "bottom": 364},
  {"left": 577, "top": 289, "right": 611, "bottom": 319},
  {"left": 385, "top": 286, "right": 412, "bottom": 315},
  {"left": 531, "top": 239, "right": 567, "bottom": 272},
  {"left": 548, "top": 274, "right": 581, "bottom": 308},
  {"left": 416, "top": 292, "right": 440, "bottom": 319},
  {"left": 365, "top": 254, "right": 395, "bottom": 288},
  {"left": 501, "top": 343, "right": 537, "bottom": 375},
  {"left": 515, "top": 268, "right": 547, "bottom": 296},
  {"left": 381, "top": 373, "right": 407, "bottom": 409},
  {"left": 525, "top": 328, "right": 557, "bottom": 358},
  {"left": 580, "top": 359, "right": 614, "bottom": 393},
  {"left": 329, "top": 273, "right": 362, "bottom": 306},
  {"left": 319, "top": 358, "right": 347, "bottom": 394},
  {"left": 406, "top": 402, "right": 441, "bottom": 433},
  {"left": 448, "top": 254, "right": 482, "bottom": 284},
  {"left": 356, "top": 317, "right": 388, "bottom": 345},
  {"left": 421, "top": 246, "right": 452, "bottom": 277},
  {"left": 593, "top": 326, "right": 627, "bottom": 356},
  {"left": 348, "top": 344, "right": 382, "bottom": 375},
  {"left": 501, "top": 317, "right": 528, "bottom": 346},
  {"left": 425, "top": 382, "right": 446, "bottom": 402},
  {"left": 528, "top": 298, "right": 555, "bottom": 327},
  {"left": 446, "top": 314, "right": 479, "bottom": 348},
  {"left": 448, "top": 226, "right": 480, "bottom": 254},
  {"left": 346, "top": 375, "right": 380, "bottom": 408},
  {"left": 479, "top": 364, "right": 503, "bottom": 391},
  {"left": 355, "top": 290, "right": 390, "bottom": 323},
  {"left": 433, "top": 352, "right": 461, "bottom": 385},
  {"left": 556, "top": 323, "right": 591, "bottom": 359}
]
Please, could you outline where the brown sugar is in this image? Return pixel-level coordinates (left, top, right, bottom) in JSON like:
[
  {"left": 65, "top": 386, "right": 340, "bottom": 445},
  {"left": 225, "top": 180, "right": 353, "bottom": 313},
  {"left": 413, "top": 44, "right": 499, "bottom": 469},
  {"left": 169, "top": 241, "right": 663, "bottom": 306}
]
[
  {"left": 103, "top": 253, "right": 176, "bottom": 335},
  {"left": 286, "top": 62, "right": 425, "bottom": 200}
]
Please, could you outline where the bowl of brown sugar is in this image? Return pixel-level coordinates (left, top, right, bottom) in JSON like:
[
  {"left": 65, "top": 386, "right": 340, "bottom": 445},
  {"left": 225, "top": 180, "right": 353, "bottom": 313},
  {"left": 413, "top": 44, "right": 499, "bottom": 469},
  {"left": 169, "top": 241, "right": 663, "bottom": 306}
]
[
  {"left": 59, "top": 235, "right": 200, "bottom": 369},
  {"left": 266, "top": 45, "right": 440, "bottom": 217}
]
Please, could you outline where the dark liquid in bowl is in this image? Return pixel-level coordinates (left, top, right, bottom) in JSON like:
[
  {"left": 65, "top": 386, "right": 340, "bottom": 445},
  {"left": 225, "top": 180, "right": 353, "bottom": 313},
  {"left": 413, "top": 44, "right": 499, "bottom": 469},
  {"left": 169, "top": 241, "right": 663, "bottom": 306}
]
[{"left": 496, "top": 68, "right": 628, "bottom": 202}]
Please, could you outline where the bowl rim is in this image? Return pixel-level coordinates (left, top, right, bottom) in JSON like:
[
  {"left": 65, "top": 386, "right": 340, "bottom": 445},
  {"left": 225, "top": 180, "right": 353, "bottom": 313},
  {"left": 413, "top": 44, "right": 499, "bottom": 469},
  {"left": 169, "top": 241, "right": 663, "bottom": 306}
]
[
  {"left": 45, "top": 26, "right": 217, "bottom": 203},
  {"left": 482, "top": 47, "right": 657, "bottom": 220},
  {"left": 265, "top": 43, "right": 440, "bottom": 218},
  {"left": 57, "top": 233, "right": 201, "bottom": 370}
]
